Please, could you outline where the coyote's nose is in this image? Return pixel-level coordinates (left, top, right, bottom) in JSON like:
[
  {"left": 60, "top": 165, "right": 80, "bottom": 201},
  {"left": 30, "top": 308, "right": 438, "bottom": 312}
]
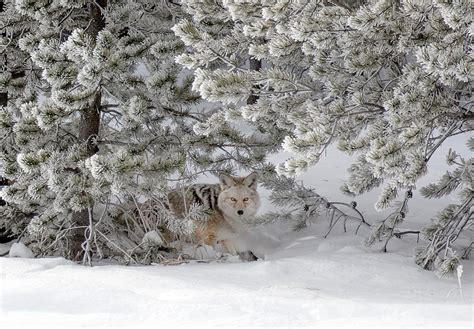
[{"left": 237, "top": 210, "right": 244, "bottom": 215}]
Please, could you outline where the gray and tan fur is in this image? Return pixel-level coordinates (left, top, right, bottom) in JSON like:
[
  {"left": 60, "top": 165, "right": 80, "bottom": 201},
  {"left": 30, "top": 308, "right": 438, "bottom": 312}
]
[{"left": 166, "top": 172, "right": 260, "bottom": 254}]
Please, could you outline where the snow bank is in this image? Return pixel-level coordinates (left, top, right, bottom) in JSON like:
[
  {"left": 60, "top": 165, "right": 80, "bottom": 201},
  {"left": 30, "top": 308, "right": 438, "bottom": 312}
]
[
  {"left": 1, "top": 137, "right": 471, "bottom": 328},
  {"left": 1, "top": 225, "right": 472, "bottom": 328}
]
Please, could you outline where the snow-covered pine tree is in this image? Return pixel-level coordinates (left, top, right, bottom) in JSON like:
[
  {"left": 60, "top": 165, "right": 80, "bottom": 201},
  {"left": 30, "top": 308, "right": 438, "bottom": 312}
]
[
  {"left": 0, "top": 0, "right": 11, "bottom": 243},
  {"left": 0, "top": 0, "right": 39, "bottom": 241},
  {"left": 174, "top": 0, "right": 356, "bottom": 232},
  {"left": 0, "top": 0, "right": 10, "bottom": 242},
  {"left": 0, "top": 0, "right": 280, "bottom": 264},
  {"left": 417, "top": 146, "right": 473, "bottom": 275},
  {"left": 174, "top": 0, "right": 473, "bottom": 272}
]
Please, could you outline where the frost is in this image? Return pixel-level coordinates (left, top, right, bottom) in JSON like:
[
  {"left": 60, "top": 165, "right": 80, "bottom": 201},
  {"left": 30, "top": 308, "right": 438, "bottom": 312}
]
[{"left": 174, "top": 0, "right": 472, "bottom": 274}]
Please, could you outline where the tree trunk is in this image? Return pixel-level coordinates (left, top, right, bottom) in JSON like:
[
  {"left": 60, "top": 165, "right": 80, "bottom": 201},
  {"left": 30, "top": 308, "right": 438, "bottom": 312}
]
[
  {"left": 0, "top": 0, "right": 6, "bottom": 107},
  {"left": 324, "top": 0, "right": 367, "bottom": 10},
  {"left": 0, "top": 0, "right": 13, "bottom": 243},
  {"left": 68, "top": 0, "right": 106, "bottom": 261},
  {"left": 0, "top": 93, "right": 6, "bottom": 106},
  {"left": 246, "top": 57, "right": 261, "bottom": 105}
]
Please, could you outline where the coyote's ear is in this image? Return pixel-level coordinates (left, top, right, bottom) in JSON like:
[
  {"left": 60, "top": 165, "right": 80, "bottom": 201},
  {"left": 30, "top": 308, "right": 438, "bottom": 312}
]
[
  {"left": 243, "top": 172, "right": 258, "bottom": 190},
  {"left": 219, "top": 173, "right": 236, "bottom": 190}
]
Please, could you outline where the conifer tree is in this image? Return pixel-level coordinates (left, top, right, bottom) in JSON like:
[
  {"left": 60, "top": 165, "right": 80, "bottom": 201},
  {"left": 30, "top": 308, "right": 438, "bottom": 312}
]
[
  {"left": 175, "top": 0, "right": 473, "bottom": 272},
  {"left": 0, "top": 0, "right": 10, "bottom": 242},
  {"left": 0, "top": 0, "right": 277, "bottom": 263},
  {"left": 0, "top": 0, "right": 38, "bottom": 241}
]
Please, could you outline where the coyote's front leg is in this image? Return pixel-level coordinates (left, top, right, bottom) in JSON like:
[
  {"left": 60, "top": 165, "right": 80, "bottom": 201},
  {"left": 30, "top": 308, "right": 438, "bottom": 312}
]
[
  {"left": 217, "top": 239, "right": 237, "bottom": 255},
  {"left": 218, "top": 239, "right": 258, "bottom": 261}
]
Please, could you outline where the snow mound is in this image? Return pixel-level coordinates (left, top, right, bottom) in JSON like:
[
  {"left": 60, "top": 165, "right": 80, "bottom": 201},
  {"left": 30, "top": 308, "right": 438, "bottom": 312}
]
[
  {"left": 141, "top": 230, "right": 164, "bottom": 246},
  {"left": 8, "top": 242, "right": 34, "bottom": 258},
  {"left": 1, "top": 225, "right": 472, "bottom": 328}
]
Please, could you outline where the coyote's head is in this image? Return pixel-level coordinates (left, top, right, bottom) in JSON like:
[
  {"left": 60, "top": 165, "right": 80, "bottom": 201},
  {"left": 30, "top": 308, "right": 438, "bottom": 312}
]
[{"left": 217, "top": 172, "right": 261, "bottom": 221}]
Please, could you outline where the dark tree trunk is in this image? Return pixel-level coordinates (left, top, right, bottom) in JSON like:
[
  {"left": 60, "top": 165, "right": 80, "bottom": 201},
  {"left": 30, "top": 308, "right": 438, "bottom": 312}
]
[
  {"left": 323, "top": 0, "right": 367, "bottom": 10},
  {"left": 241, "top": 56, "right": 262, "bottom": 262},
  {"left": 68, "top": 0, "right": 106, "bottom": 261},
  {"left": 0, "top": 93, "right": 6, "bottom": 106},
  {"left": 246, "top": 57, "right": 261, "bottom": 105},
  {"left": 0, "top": 0, "right": 15, "bottom": 243},
  {"left": 0, "top": 0, "right": 6, "bottom": 107}
]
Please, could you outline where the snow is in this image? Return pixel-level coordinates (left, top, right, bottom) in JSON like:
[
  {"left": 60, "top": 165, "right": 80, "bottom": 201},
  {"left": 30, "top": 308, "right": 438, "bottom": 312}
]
[
  {"left": 2, "top": 2, "right": 472, "bottom": 327},
  {"left": 1, "top": 222, "right": 472, "bottom": 328},
  {"left": 1, "top": 135, "right": 471, "bottom": 328},
  {"left": 7, "top": 242, "right": 34, "bottom": 258}
]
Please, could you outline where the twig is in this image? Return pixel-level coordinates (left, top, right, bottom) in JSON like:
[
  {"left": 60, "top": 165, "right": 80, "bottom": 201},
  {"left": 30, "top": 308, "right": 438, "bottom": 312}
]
[
  {"left": 393, "top": 230, "right": 420, "bottom": 239},
  {"left": 95, "top": 230, "right": 137, "bottom": 264},
  {"left": 81, "top": 207, "right": 94, "bottom": 266}
]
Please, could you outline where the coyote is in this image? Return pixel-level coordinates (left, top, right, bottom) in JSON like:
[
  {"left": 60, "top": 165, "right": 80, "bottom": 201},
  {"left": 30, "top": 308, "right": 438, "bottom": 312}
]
[{"left": 166, "top": 172, "right": 261, "bottom": 258}]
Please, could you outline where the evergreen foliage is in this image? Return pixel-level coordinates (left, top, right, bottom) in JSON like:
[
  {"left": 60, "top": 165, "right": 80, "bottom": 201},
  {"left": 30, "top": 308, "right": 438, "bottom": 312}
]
[
  {"left": 0, "top": 0, "right": 276, "bottom": 263},
  {"left": 0, "top": 0, "right": 472, "bottom": 273},
  {"left": 175, "top": 0, "right": 473, "bottom": 273}
]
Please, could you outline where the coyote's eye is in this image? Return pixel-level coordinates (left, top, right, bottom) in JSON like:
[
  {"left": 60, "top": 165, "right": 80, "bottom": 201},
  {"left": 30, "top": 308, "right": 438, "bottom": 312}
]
[
  {"left": 230, "top": 197, "right": 237, "bottom": 202},
  {"left": 243, "top": 197, "right": 249, "bottom": 202}
]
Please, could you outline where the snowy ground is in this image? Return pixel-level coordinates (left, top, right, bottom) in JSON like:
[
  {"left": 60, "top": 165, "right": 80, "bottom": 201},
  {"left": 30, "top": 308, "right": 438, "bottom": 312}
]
[
  {"left": 1, "top": 222, "right": 472, "bottom": 328},
  {"left": 1, "top": 137, "right": 472, "bottom": 328}
]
